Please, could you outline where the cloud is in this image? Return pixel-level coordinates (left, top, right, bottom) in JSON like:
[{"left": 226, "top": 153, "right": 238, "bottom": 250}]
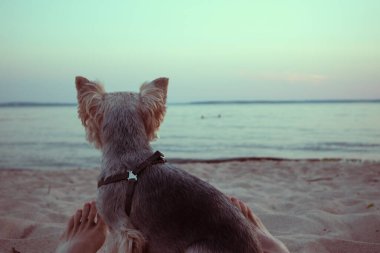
[{"left": 284, "top": 73, "right": 328, "bottom": 83}]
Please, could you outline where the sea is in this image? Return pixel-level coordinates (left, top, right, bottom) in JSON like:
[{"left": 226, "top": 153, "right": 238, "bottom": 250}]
[{"left": 1, "top": 101, "right": 380, "bottom": 169}]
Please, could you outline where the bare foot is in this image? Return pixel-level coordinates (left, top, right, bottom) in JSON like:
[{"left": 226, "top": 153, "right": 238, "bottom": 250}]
[
  {"left": 229, "top": 197, "right": 270, "bottom": 233},
  {"left": 229, "top": 197, "right": 290, "bottom": 253},
  {"left": 56, "top": 202, "right": 107, "bottom": 253}
]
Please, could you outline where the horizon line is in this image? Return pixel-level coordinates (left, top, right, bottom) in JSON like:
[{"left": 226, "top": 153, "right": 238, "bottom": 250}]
[{"left": 0, "top": 98, "right": 380, "bottom": 107}]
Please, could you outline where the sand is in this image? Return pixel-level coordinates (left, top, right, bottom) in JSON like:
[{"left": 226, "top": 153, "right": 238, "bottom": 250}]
[{"left": 0, "top": 159, "right": 379, "bottom": 253}]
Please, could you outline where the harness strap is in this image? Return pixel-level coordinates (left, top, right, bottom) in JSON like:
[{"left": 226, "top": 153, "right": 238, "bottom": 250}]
[{"left": 97, "top": 151, "right": 166, "bottom": 215}]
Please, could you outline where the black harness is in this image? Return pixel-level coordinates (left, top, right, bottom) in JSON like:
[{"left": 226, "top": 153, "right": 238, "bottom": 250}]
[{"left": 97, "top": 151, "right": 166, "bottom": 215}]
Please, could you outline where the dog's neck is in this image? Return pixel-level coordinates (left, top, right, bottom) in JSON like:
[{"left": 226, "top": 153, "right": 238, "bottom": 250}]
[
  {"left": 100, "top": 131, "right": 153, "bottom": 175},
  {"left": 98, "top": 111, "right": 156, "bottom": 175}
]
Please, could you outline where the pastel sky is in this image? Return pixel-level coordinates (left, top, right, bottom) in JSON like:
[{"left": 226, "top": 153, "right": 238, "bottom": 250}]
[{"left": 1, "top": 0, "right": 379, "bottom": 103}]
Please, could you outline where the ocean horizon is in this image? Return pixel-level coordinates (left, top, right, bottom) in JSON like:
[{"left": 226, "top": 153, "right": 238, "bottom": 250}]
[
  {"left": 1, "top": 99, "right": 380, "bottom": 107},
  {"left": 1, "top": 101, "right": 380, "bottom": 169}
]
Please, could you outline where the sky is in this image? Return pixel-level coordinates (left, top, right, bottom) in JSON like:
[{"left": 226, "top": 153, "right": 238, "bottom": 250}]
[{"left": 0, "top": 0, "right": 379, "bottom": 103}]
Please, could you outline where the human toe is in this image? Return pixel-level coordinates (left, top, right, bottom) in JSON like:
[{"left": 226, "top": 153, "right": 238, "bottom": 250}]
[
  {"left": 73, "top": 209, "right": 82, "bottom": 233},
  {"left": 229, "top": 197, "right": 240, "bottom": 207},
  {"left": 87, "top": 201, "right": 97, "bottom": 223},
  {"left": 82, "top": 203, "right": 91, "bottom": 220},
  {"left": 80, "top": 203, "right": 92, "bottom": 229},
  {"left": 237, "top": 199, "right": 249, "bottom": 216}
]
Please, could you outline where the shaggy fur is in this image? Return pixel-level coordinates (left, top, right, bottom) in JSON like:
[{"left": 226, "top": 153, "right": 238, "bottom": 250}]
[{"left": 75, "top": 76, "right": 262, "bottom": 253}]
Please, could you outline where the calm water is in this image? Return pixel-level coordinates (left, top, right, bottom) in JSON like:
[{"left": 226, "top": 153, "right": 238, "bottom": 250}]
[{"left": 1, "top": 102, "right": 380, "bottom": 169}]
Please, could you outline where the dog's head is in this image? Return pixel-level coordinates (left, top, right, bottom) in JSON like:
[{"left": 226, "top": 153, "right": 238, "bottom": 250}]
[{"left": 75, "top": 76, "right": 168, "bottom": 149}]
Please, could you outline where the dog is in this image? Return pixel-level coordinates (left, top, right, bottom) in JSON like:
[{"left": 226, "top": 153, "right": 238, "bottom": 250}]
[{"left": 75, "top": 76, "right": 262, "bottom": 253}]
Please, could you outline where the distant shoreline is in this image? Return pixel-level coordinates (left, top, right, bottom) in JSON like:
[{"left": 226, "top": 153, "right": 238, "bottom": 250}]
[
  {"left": 189, "top": 99, "right": 380, "bottom": 105},
  {"left": 1, "top": 99, "right": 380, "bottom": 107},
  {"left": 0, "top": 102, "right": 77, "bottom": 107}
]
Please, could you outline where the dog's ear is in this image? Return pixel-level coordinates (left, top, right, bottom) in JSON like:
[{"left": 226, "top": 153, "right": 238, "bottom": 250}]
[
  {"left": 139, "top": 77, "right": 168, "bottom": 141},
  {"left": 75, "top": 76, "right": 105, "bottom": 148}
]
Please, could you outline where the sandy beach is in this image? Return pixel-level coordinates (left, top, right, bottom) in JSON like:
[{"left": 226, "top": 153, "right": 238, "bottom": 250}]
[{"left": 0, "top": 159, "right": 379, "bottom": 253}]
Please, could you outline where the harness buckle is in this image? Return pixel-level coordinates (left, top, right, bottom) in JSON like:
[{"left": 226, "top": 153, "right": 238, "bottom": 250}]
[
  {"left": 157, "top": 151, "right": 167, "bottom": 163},
  {"left": 127, "top": 170, "right": 138, "bottom": 181}
]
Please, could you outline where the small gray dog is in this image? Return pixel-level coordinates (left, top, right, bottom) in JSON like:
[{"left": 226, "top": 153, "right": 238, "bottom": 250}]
[{"left": 75, "top": 76, "right": 262, "bottom": 253}]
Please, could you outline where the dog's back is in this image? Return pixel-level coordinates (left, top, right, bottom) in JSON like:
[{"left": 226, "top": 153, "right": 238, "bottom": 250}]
[{"left": 132, "top": 164, "right": 262, "bottom": 253}]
